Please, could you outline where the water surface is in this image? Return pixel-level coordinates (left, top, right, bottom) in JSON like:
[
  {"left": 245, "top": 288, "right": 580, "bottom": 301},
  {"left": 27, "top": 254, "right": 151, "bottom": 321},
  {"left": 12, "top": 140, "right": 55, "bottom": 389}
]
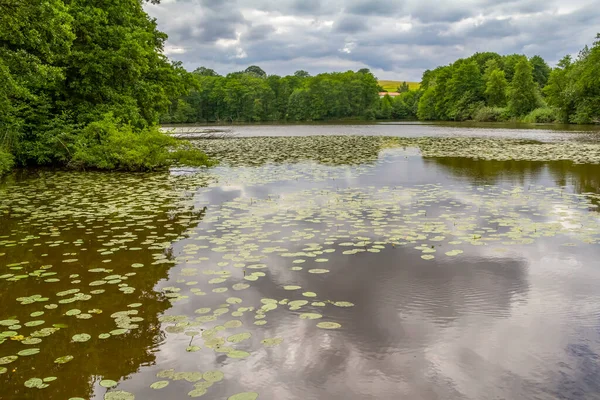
[{"left": 1, "top": 125, "right": 600, "bottom": 400}]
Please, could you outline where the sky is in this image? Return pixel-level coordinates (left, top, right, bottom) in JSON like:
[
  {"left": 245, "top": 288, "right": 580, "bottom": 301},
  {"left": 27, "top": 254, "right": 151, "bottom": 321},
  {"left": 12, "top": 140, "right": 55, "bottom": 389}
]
[{"left": 145, "top": 0, "right": 600, "bottom": 81}]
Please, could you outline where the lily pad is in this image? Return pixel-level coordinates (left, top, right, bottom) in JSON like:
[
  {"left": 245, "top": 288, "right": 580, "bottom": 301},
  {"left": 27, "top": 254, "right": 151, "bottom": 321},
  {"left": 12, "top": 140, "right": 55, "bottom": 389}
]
[
  {"left": 203, "top": 370, "right": 224, "bottom": 383},
  {"left": 261, "top": 337, "right": 283, "bottom": 347},
  {"left": 228, "top": 392, "right": 259, "bottom": 400},
  {"left": 317, "top": 322, "right": 342, "bottom": 330},
  {"left": 55, "top": 355, "right": 74, "bottom": 364},
  {"left": 104, "top": 391, "right": 135, "bottom": 400},
  {"left": 72, "top": 333, "right": 91, "bottom": 343},
  {"left": 150, "top": 381, "right": 169, "bottom": 390},
  {"left": 18, "top": 348, "right": 40, "bottom": 356},
  {"left": 100, "top": 379, "right": 118, "bottom": 388}
]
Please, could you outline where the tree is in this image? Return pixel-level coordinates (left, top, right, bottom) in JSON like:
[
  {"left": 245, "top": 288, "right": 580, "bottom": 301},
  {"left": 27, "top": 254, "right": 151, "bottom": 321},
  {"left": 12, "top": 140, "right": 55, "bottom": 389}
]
[
  {"left": 397, "top": 81, "right": 410, "bottom": 93},
  {"left": 530, "top": 55, "right": 551, "bottom": 88},
  {"left": 485, "top": 70, "right": 508, "bottom": 107},
  {"left": 508, "top": 59, "right": 539, "bottom": 116},
  {"left": 294, "top": 70, "right": 311, "bottom": 78},
  {"left": 446, "top": 60, "right": 484, "bottom": 120},
  {"left": 0, "top": 0, "right": 210, "bottom": 174},
  {"left": 245, "top": 65, "right": 267, "bottom": 78},
  {"left": 193, "top": 67, "right": 220, "bottom": 76}
]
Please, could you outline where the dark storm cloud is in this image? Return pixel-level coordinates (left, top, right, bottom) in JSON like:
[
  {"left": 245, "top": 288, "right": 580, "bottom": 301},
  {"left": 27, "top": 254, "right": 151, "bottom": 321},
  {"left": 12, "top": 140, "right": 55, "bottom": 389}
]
[{"left": 145, "top": 0, "right": 600, "bottom": 80}]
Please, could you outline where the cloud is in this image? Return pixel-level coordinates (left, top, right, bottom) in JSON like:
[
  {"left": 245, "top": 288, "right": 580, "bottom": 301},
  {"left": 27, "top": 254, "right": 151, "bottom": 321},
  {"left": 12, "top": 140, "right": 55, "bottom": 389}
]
[{"left": 145, "top": 0, "right": 600, "bottom": 80}]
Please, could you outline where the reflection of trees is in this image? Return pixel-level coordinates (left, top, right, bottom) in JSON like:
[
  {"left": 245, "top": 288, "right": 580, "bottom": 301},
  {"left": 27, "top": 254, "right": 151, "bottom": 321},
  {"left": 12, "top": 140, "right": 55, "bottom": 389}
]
[
  {"left": 0, "top": 171, "right": 207, "bottom": 400},
  {"left": 424, "top": 157, "right": 545, "bottom": 186},
  {"left": 427, "top": 157, "right": 600, "bottom": 196}
]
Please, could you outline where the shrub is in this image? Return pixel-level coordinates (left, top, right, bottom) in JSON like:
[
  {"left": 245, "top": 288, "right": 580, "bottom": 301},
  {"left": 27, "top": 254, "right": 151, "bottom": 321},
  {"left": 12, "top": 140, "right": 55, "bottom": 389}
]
[
  {"left": 522, "top": 107, "right": 558, "bottom": 123},
  {"left": 70, "top": 115, "right": 215, "bottom": 171},
  {"left": 0, "top": 149, "right": 14, "bottom": 176},
  {"left": 473, "top": 106, "right": 508, "bottom": 122}
]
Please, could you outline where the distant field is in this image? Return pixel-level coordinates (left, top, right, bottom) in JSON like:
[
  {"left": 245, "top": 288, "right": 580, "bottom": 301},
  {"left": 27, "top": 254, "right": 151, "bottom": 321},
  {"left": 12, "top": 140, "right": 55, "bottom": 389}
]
[{"left": 378, "top": 80, "right": 420, "bottom": 92}]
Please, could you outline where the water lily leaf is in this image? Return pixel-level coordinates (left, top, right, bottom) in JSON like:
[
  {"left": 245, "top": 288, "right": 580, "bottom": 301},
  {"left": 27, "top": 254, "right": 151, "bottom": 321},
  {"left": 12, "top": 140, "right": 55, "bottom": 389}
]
[
  {"left": 299, "top": 313, "right": 322, "bottom": 320},
  {"left": 55, "top": 355, "right": 74, "bottom": 364},
  {"left": 72, "top": 333, "right": 91, "bottom": 343},
  {"left": 150, "top": 381, "right": 169, "bottom": 389},
  {"left": 0, "top": 367, "right": 6, "bottom": 374},
  {"left": 227, "top": 350, "right": 250, "bottom": 359},
  {"left": 228, "top": 392, "right": 259, "bottom": 400},
  {"left": 24, "top": 378, "right": 44, "bottom": 388},
  {"left": 333, "top": 301, "right": 354, "bottom": 307},
  {"left": 203, "top": 370, "right": 224, "bottom": 383},
  {"left": 100, "top": 379, "right": 118, "bottom": 388},
  {"left": 18, "top": 348, "right": 40, "bottom": 356},
  {"left": 317, "top": 322, "right": 342, "bottom": 330},
  {"left": 43, "top": 377, "right": 57, "bottom": 382},
  {"left": 186, "top": 346, "right": 201, "bottom": 352},
  {"left": 227, "top": 332, "right": 252, "bottom": 343},
  {"left": 104, "top": 390, "right": 134, "bottom": 400},
  {"left": 308, "top": 269, "right": 329, "bottom": 274},
  {"left": 224, "top": 320, "right": 243, "bottom": 329},
  {"left": 261, "top": 337, "right": 283, "bottom": 347},
  {"left": 188, "top": 388, "right": 207, "bottom": 398}
]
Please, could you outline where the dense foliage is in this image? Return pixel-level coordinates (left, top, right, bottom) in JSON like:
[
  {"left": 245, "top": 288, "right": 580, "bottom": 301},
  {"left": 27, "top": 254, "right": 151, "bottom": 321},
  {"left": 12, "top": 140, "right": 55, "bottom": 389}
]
[
  {"left": 417, "top": 36, "right": 600, "bottom": 124},
  {"left": 0, "top": 0, "right": 212, "bottom": 176},
  {"left": 163, "top": 35, "right": 600, "bottom": 126},
  {"left": 161, "top": 67, "right": 381, "bottom": 123}
]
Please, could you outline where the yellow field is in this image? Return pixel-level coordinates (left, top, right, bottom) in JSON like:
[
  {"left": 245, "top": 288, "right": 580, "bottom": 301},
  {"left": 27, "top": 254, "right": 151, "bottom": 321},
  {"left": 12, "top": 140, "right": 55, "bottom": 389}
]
[{"left": 378, "top": 80, "right": 420, "bottom": 92}]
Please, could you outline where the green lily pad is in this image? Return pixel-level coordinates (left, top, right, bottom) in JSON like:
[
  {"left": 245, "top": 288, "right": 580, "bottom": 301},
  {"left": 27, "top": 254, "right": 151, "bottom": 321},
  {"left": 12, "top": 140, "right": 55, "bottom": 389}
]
[
  {"left": 333, "top": 301, "right": 354, "bottom": 307},
  {"left": 18, "top": 348, "right": 40, "bottom": 356},
  {"left": 104, "top": 390, "right": 134, "bottom": 400},
  {"left": 203, "top": 370, "right": 224, "bottom": 383},
  {"left": 261, "top": 337, "right": 283, "bottom": 347},
  {"left": 24, "top": 378, "right": 44, "bottom": 388},
  {"left": 224, "top": 320, "right": 243, "bottom": 329},
  {"left": 72, "top": 333, "right": 91, "bottom": 343},
  {"left": 55, "top": 355, "right": 74, "bottom": 364},
  {"left": 316, "top": 322, "right": 342, "bottom": 330},
  {"left": 150, "top": 381, "right": 169, "bottom": 389},
  {"left": 227, "top": 350, "right": 251, "bottom": 359},
  {"left": 228, "top": 392, "right": 259, "bottom": 400},
  {"left": 188, "top": 388, "right": 207, "bottom": 398},
  {"left": 227, "top": 332, "right": 252, "bottom": 343},
  {"left": 299, "top": 313, "right": 322, "bottom": 320},
  {"left": 100, "top": 379, "right": 118, "bottom": 388}
]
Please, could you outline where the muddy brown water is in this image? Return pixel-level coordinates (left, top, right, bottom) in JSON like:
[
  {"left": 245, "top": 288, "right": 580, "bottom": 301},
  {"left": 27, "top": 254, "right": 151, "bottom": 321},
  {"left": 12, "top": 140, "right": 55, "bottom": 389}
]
[{"left": 1, "top": 124, "right": 600, "bottom": 400}]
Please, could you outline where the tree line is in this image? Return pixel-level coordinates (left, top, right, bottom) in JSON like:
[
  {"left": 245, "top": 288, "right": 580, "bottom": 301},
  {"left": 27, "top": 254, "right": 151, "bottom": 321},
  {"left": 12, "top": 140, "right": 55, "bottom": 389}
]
[
  {"left": 0, "top": 0, "right": 212, "bottom": 176},
  {"left": 160, "top": 67, "right": 381, "bottom": 123},
  {"left": 163, "top": 34, "right": 600, "bottom": 126}
]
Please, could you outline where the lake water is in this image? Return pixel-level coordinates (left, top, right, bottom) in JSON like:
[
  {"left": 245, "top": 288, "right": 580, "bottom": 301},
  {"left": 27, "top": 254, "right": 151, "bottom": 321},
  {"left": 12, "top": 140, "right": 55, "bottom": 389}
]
[{"left": 2, "top": 123, "right": 600, "bottom": 400}]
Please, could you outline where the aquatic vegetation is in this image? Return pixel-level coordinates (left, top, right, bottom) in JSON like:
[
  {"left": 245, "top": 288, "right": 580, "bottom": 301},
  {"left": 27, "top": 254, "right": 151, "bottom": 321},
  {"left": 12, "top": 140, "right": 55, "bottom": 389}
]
[{"left": 2, "top": 134, "right": 600, "bottom": 399}]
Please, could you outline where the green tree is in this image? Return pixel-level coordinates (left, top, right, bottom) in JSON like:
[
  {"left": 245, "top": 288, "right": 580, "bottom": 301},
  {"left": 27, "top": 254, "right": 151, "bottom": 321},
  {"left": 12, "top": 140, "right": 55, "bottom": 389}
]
[
  {"left": 508, "top": 59, "right": 539, "bottom": 116},
  {"left": 446, "top": 60, "right": 484, "bottom": 120},
  {"left": 397, "top": 82, "right": 410, "bottom": 93},
  {"left": 530, "top": 55, "right": 551, "bottom": 88},
  {"left": 485, "top": 70, "right": 508, "bottom": 107},
  {"left": 245, "top": 65, "right": 267, "bottom": 78}
]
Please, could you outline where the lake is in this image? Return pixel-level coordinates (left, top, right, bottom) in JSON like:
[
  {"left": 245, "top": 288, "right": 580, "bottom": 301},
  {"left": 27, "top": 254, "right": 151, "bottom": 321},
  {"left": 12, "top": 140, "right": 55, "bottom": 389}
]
[{"left": 2, "top": 123, "right": 600, "bottom": 400}]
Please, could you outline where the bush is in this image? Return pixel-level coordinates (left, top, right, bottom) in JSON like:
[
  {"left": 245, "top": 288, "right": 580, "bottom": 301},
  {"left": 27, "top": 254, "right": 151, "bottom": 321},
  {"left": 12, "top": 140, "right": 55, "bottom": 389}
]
[
  {"left": 0, "top": 149, "right": 14, "bottom": 176},
  {"left": 69, "top": 115, "right": 215, "bottom": 171},
  {"left": 472, "top": 106, "right": 511, "bottom": 122},
  {"left": 522, "top": 107, "right": 558, "bottom": 123}
]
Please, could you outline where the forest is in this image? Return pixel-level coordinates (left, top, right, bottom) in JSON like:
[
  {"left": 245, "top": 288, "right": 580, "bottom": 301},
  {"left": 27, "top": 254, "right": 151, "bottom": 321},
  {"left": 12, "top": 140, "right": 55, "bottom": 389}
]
[
  {"left": 0, "top": 0, "right": 212, "bottom": 176},
  {"left": 163, "top": 35, "right": 600, "bottom": 126}
]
